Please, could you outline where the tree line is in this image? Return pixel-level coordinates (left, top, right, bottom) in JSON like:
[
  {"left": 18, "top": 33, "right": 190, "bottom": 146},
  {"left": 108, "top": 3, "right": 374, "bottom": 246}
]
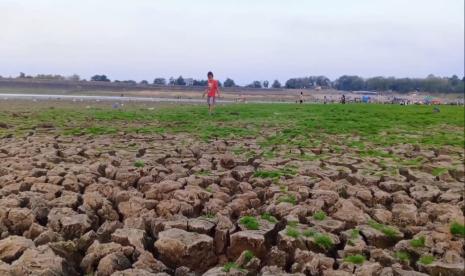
[{"left": 6, "top": 72, "right": 464, "bottom": 93}]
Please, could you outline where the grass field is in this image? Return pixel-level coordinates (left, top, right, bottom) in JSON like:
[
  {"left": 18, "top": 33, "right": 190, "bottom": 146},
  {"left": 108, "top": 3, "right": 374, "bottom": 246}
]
[
  {"left": 1, "top": 102, "right": 463, "bottom": 173},
  {"left": 1, "top": 103, "right": 463, "bottom": 147}
]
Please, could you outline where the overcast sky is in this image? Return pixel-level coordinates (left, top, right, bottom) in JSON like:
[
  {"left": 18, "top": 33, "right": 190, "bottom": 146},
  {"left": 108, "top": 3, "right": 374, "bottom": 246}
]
[{"left": 1, "top": 0, "right": 463, "bottom": 84}]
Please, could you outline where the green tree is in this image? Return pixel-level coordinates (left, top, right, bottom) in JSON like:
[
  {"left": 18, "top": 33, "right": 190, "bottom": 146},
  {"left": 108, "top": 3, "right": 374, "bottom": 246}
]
[
  {"left": 67, "top": 74, "right": 80, "bottom": 82},
  {"left": 91, "top": 75, "right": 110, "bottom": 82},
  {"left": 193, "top": 79, "right": 208, "bottom": 86},
  {"left": 175, "top": 76, "right": 186, "bottom": 86},
  {"left": 153, "top": 78, "right": 166, "bottom": 85},
  {"left": 263, "top": 80, "right": 269, "bottom": 88},
  {"left": 121, "top": 80, "right": 137, "bottom": 85},
  {"left": 334, "top": 75, "right": 364, "bottom": 91},
  {"left": 315, "top": 76, "right": 331, "bottom": 87},
  {"left": 272, "top": 80, "right": 282, "bottom": 88},
  {"left": 450, "top": 75, "right": 460, "bottom": 86},
  {"left": 247, "top": 81, "right": 262, "bottom": 88},
  {"left": 224, "top": 78, "right": 236, "bottom": 87}
]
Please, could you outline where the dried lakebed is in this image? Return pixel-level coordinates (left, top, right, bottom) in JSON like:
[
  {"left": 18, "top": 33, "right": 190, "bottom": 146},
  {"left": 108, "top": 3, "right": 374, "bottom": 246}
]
[{"left": 0, "top": 104, "right": 464, "bottom": 275}]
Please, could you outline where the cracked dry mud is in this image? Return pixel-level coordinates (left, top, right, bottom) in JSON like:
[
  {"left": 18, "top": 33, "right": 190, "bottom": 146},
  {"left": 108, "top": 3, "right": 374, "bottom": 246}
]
[{"left": 0, "top": 132, "right": 463, "bottom": 276}]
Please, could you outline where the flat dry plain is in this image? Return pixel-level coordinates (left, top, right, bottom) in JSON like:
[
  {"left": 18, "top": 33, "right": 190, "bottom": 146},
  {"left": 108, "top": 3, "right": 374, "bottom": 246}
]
[{"left": 0, "top": 99, "right": 463, "bottom": 276}]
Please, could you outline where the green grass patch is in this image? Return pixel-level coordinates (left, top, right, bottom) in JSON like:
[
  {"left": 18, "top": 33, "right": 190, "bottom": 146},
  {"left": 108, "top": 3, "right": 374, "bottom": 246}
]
[
  {"left": 2, "top": 104, "right": 463, "bottom": 149},
  {"left": 254, "top": 167, "right": 297, "bottom": 179},
  {"left": 239, "top": 216, "right": 260, "bottom": 230},
  {"left": 431, "top": 167, "right": 448, "bottom": 176},
  {"left": 313, "top": 210, "right": 327, "bottom": 221},
  {"left": 410, "top": 236, "right": 426, "bottom": 248},
  {"left": 195, "top": 170, "right": 212, "bottom": 176},
  {"left": 64, "top": 126, "right": 118, "bottom": 136},
  {"left": 201, "top": 213, "right": 215, "bottom": 219},
  {"left": 303, "top": 228, "right": 318, "bottom": 237},
  {"left": 254, "top": 170, "right": 282, "bottom": 179},
  {"left": 277, "top": 194, "right": 297, "bottom": 205},
  {"left": 399, "top": 157, "right": 425, "bottom": 168},
  {"left": 418, "top": 255, "right": 434, "bottom": 265},
  {"left": 222, "top": 262, "right": 240, "bottom": 272},
  {"left": 287, "top": 221, "right": 299, "bottom": 228},
  {"left": 347, "top": 140, "right": 366, "bottom": 150},
  {"left": 450, "top": 221, "right": 465, "bottom": 237},
  {"left": 134, "top": 160, "right": 145, "bottom": 168},
  {"left": 261, "top": 212, "right": 278, "bottom": 223},
  {"left": 368, "top": 220, "right": 399, "bottom": 238},
  {"left": 349, "top": 229, "right": 360, "bottom": 240},
  {"left": 285, "top": 227, "right": 301, "bottom": 238},
  {"left": 360, "top": 149, "right": 394, "bottom": 158},
  {"left": 243, "top": 250, "right": 254, "bottom": 264},
  {"left": 279, "top": 185, "right": 288, "bottom": 192},
  {"left": 395, "top": 251, "right": 411, "bottom": 262},
  {"left": 314, "top": 234, "right": 334, "bottom": 250},
  {"left": 344, "top": 254, "right": 366, "bottom": 265}
]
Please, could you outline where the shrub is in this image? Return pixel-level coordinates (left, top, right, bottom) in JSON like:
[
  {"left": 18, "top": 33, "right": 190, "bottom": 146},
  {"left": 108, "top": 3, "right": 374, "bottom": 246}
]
[
  {"left": 344, "top": 254, "right": 366, "bottom": 265},
  {"left": 418, "top": 255, "right": 434, "bottom": 265},
  {"left": 410, "top": 236, "right": 426, "bottom": 248},
  {"left": 450, "top": 221, "right": 465, "bottom": 237},
  {"left": 261, "top": 212, "right": 278, "bottom": 223},
  {"left": 239, "top": 216, "right": 260, "bottom": 230},
  {"left": 313, "top": 210, "right": 327, "bottom": 221}
]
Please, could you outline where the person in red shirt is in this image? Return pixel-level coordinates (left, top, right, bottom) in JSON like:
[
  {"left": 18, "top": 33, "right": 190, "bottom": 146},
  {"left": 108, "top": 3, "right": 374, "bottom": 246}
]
[{"left": 203, "top": 71, "right": 221, "bottom": 115}]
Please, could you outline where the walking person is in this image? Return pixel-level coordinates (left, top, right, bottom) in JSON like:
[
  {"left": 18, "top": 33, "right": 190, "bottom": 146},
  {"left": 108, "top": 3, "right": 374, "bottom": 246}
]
[
  {"left": 203, "top": 71, "right": 221, "bottom": 115},
  {"left": 299, "top": 91, "right": 304, "bottom": 104}
]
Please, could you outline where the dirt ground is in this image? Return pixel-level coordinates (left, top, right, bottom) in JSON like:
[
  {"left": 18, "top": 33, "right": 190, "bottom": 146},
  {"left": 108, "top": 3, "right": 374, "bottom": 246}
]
[{"left": 0, "top": 101, "right": 463, "bottom": 276}]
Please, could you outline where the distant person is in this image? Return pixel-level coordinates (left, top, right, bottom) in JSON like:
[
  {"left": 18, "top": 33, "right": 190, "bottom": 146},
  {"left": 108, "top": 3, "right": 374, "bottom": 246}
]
[
  {"left": 203, "top": 71, "right": 220, "bottom": 115},
  {"left": 299, "top": 91, "right": 304, "bottom": 104},
  {"left": 341, "top": 94, "right": 346, "bottom": 104},
  {"left": 324, "top": 95, "right": 327, "bottom": 104}
]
